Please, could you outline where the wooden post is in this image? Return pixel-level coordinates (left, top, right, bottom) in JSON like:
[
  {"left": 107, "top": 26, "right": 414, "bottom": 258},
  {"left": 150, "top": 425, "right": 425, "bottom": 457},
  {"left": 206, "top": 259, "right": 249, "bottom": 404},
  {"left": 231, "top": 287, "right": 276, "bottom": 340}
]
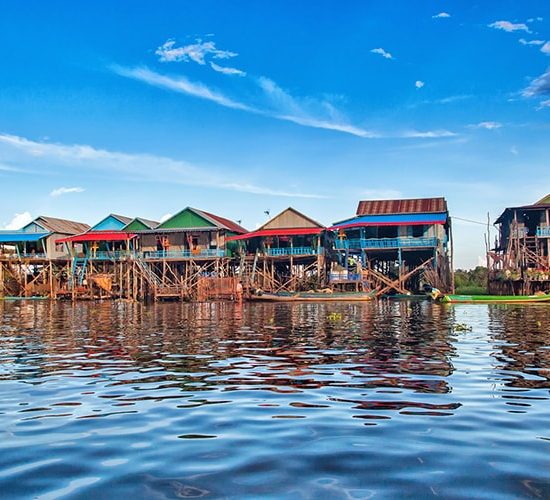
[
  {"left": 0, "top": 262, "right": 3, "bottom": 297},
  {"left": 450, "top": 217, "right": 455, "bottom": 294}
]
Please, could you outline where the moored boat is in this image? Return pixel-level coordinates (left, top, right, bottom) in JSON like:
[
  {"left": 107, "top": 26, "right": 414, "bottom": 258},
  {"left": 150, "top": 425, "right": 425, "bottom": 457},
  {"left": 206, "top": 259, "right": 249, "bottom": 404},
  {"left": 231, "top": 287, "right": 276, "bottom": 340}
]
[
  {"left": 249, "top": 291, "right": 375, "bottom": 302},
  {"left": 438, "top": 293, "right": 550, "bottom": 304}
]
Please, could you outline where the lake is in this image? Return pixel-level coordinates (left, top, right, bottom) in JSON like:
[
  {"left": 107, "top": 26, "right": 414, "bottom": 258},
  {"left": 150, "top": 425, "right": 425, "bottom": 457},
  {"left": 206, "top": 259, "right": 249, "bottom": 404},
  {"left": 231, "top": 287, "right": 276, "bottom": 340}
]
[{"left": 0, "top": 299, "right": 549, "bottom": 498}]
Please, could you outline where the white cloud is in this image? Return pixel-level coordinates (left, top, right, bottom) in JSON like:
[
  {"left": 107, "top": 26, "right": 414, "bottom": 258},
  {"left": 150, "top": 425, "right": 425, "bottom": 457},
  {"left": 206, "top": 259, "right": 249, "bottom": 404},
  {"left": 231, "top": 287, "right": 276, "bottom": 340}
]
[
  {"left": 113, "top": 65, "right": 379, "bottom": 138},
  {"left": 542, "top": 42, "right": 550, "bottom": 55},
  {"left": 519, "top": 38, "right": 545, "bottom": 46},
  {"left": 3, "top": 212, "right": 32, "bottom": 230},
  {"left": 527, "top": 17, "right": 544, "bottom": 23},
  {"left": 432, "top": 12, "right": 450, "bottom": 19},
  {"left": 510, "top": 146, "right": 519, "bottom": 155},
  {"left": 469, "top": 121, "right": 503, "bottom": 130},
  {"left": 112, "top": 65, "right": 253, "bottom": 111},
  {"left": 370, "top": 48, "right": 393, "bottom": 60},
  {"left": 0, "top": 133, "right": 324, "bottom": 199},
  {"left": 415, "top": 80, "right": 425, "bottom": 89},
  {"left": 488, "top": 20, "right": 530, "bottom": 33},
  {"left": 155, "top": 39, "right": 237, "bottom": 65},
  {"left": 159, "top": 213, "right": 172, "bottom": 223},
  {"left": 522, "top": 68, "right": 550, "bottom": 98},
  {"left": 210, "top": 62, "right": 246, "bottom": 76},
  {"left": 539, "top": 99, "right": 550, "bottom": 108},
  {"left": 401, "top": 130, "right": 457, "bottom": 138},
  {"left": 50, "top": 186, "right": 85, "bottom": 197}
]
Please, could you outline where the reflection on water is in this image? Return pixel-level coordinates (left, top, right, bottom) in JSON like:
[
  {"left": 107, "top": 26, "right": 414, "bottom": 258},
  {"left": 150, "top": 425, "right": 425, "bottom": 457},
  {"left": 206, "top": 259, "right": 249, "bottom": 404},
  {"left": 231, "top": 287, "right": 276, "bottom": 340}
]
[{"left": 0, "top": 300, "right": 549, "bottom": 498}]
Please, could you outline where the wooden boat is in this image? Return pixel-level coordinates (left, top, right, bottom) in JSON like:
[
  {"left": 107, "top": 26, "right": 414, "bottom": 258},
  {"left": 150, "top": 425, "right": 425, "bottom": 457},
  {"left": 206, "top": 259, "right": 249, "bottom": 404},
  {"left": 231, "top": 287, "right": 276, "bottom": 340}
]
[
  {"left": 438, "top": 293, "right": 550, "bottom": 304},
  {"left": 249, "top": 291, "right": 375, "bottom": 302}
]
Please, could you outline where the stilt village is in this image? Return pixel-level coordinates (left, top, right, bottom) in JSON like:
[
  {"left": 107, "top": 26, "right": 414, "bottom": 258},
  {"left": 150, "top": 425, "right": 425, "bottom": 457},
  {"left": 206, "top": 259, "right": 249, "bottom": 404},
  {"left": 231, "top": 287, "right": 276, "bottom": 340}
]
[{"left": 0, "top": 194, "right": 549, "bottom": 302}]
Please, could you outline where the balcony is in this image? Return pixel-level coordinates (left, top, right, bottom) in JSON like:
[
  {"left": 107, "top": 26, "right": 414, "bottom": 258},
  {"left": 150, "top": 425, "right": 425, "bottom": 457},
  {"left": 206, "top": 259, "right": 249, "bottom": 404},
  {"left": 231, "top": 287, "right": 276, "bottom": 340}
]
[
  {"left": 142, "top": 249, "right": 226, "bottom": 259},
  {"left": 88, "top": 250, "right": 133, "bottom": 260},
  {"left": 536, "top": 226, "right": 550, "bottom": 237},
  {"left": 334, "top": 237, "right": 438, "bottom": 250},
  {"left": 1, "top": 252, "right": 48, "bottom": 260},
  {"left": 267, "top": 246, "right": 319, "bottom": 256}
]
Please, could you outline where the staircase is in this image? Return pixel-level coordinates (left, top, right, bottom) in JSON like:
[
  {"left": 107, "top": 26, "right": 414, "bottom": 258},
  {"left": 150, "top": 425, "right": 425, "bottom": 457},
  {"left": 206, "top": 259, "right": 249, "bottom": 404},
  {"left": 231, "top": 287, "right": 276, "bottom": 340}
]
[{"left": 70, "top": 257, "right": 88, "bottom": 287}]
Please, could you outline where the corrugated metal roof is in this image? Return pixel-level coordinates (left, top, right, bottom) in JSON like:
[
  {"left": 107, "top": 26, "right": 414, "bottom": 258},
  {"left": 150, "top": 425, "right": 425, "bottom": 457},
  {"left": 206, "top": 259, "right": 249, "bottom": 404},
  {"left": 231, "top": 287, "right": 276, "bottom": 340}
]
[
  {"left": 257, "top": 207, "right": 325, "bottom": 231},
  {"left": 57, "top": 231, "right": 137, "bottom": 243},
  {"left": 228, "top": 227, "right": 323, "bottom": 241},
  {"left": 331, "top": 213, "right": 448, "bottom": 229},
  {"left": 356, "top": 197, "right": 447, "bottom": 216},
  {"left": 0, "top": 231, "right": 50, "bottom": 243},
  {"left": 27, "top": 216, "right": 90, "bottom": 235},
  {"left": 198, "top": 209, "right": 248, "bottom": 234}
]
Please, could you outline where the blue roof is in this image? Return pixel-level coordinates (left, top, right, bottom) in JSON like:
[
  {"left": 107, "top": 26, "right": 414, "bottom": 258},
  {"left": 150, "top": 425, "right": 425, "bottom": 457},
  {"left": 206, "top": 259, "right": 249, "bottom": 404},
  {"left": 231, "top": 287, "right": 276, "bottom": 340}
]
[
  {"left": 332, "top": 212, "right": 447, "bottom": 228},
  {"left": 0, "top": 231, "right": 50, "bottom": 243}
]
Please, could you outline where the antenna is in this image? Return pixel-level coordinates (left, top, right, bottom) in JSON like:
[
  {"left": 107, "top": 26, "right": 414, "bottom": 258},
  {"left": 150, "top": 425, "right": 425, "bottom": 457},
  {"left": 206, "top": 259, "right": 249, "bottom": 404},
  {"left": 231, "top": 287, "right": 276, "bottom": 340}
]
[
  {"left": 264, "top": 210, "right": 270, "bottom": 218},
  {"left": 237, "top": 220, "right": 242, "bottom": 225}
]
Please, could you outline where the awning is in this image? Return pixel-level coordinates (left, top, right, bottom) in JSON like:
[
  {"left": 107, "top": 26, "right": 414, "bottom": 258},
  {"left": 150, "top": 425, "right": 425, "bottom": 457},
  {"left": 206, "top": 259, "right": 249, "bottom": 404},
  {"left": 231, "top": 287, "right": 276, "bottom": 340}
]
[
  {"left": 56, "top": 231, "right": 137, "bottom": 243},
  {"left": 0, "top": 231, "right": 50, "bottom": 243},
  {"left": 331, "top": 213, "right": 447, "bottom": 230},
  {"left": 227, "top": 227, "right": 323, "bottom": 241}
]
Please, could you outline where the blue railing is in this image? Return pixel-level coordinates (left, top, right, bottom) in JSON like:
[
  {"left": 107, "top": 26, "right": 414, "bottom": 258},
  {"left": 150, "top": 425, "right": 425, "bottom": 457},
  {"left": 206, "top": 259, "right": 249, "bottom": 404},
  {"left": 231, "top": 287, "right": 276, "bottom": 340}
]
[
  {"left": 87, "top": 251, "right": 132, "bottom": 260},
  {"left": 334, "top": 237, "right": 438, "bottom": 250},
  {"left": 536, "top": 226, "right": 550, "bottom": 237},
  {"left": 267, "top": 246, "right": 318, "bottom": 256},
  {"left": 14, "top": 252, "right": 48, "bottom": 259},
  {"left": 329, "top": 272, "right": 361, "bottom": 282},
  {"left": 142, "top": 249, "right": 225, "bottom": 259}
]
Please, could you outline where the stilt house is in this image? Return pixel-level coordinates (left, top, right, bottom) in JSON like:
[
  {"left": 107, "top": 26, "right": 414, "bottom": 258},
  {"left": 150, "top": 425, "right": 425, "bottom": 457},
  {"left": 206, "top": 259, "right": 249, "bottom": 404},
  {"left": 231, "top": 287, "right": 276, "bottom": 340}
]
[
  {"left": 330, "top": 197, "right": 452, "bottom": 294},
  {"left": 489, "top": 194, "right": 550, "bottom": 294}
]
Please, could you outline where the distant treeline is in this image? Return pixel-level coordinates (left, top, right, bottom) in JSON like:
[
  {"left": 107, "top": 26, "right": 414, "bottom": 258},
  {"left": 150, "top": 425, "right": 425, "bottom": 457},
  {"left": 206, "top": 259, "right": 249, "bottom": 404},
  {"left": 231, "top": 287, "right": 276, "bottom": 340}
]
[{"left": 454, "top": 266, "right": 488, "bottom": 295}]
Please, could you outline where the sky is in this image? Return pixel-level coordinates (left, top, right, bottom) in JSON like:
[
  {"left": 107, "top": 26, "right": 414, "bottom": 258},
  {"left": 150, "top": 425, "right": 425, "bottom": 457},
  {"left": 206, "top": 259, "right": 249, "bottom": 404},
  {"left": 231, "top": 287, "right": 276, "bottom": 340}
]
[{"left": 0, "top": 1, "right": 549, "bottom": 269}]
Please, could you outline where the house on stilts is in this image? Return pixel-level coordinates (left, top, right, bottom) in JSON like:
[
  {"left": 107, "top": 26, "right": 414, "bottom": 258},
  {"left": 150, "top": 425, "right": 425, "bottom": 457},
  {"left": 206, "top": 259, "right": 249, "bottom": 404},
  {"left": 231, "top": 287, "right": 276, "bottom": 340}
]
[
  {"left": 489, "top": 194, "right": 550, "bottom": 295},
  {"left": 228, "top": 207, "right": 326, "bottom": 292},
  {"left": 330, "top": 197, "right": 453, "bottom": 296},
  {"left": 0, "top": 215, "right": 90, "bottom": 297}
]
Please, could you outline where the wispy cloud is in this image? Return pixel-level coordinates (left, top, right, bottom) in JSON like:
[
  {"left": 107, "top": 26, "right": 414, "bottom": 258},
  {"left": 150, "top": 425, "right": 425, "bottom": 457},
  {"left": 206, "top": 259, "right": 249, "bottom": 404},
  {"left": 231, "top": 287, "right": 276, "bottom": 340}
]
[
  {"left": 522, "top": 68, "right": 550, "bottom": 98},
  {"left": 510, "top": 146, "right": 519, "bottom": 155},
  {"left": 432, "top": 12, "right": 450, "bottom": 19},
  {"left": 0, "top": 133, "right": 324, "bottom": 199},
  {"left": 50, "top": 186, "right": 85, "bottom": 197},
  {"left": 113, "top": 65, "right": 379, "bottom": 138},
  {"left": 401, "top": 130, "right": 457, "bottom": 138},
  {"left": 489, "top": 20, "right": 530, "bottom": 33},
  {"left": 210, "top": 62, "right": 246, "bottom": 76},
  {"left": 3, "top": 212, "right": 32, "bottom": 230},
  {"left": 539, "top": 99, "right": 550, "bottom": 108},
  {"left": 415, "top": 80, "right": 425, "bottom": 89},
  {"left": 370, "top": 48, "right": 393, "bottom": 60},
  {"left": 527, "top": 17, "right": 544, "bottom": 23},
  {"left": 519, "top": 38, "right": 545, "bottom": 46},
  {"left": 112, "top": 65, "right": 252, "bottom": 111},
  {"left": 469, "top": 121, "right": 503, "bottom": 130},
  {"left": 542, "top": 42, "right": 550, "bottom": 55},
  {"left": 156, "top": 39, "right": 237, "bottom": 65}
]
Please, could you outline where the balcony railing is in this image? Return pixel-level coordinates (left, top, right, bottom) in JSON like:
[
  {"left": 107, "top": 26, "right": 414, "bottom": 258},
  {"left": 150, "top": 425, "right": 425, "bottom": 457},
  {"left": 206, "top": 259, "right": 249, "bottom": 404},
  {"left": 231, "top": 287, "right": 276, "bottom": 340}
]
[
  {"left": 87, "top": 251, "right": 133, "bottom": 260},
  {"left": 334, "top": 237, "right": 438, "bottom": 250},
  {"left": 329, "top": 272, "right": 361, "bottom": 282},
  {"left": 2, "top": 252, "right": 49, "bottom": 260},
  {"left": 142, "top": 249, "right": 226, "bottom": 259},
  {"left": 536, "top": 226, "right": 550, "bottom": 237},
  {"left": 267, "top": 246, "right": 319, "bottom": 256}
]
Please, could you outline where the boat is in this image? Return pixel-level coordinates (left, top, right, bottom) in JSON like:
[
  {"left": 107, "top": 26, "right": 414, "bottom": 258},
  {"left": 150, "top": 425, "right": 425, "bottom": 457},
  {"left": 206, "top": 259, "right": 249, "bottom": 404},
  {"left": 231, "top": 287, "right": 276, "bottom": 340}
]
[
  {"left": 437, "top": 293, "right": 550, "bottom": 304},
  {"left": 249, "top": 291, "right": 375, "bottom": 302}
]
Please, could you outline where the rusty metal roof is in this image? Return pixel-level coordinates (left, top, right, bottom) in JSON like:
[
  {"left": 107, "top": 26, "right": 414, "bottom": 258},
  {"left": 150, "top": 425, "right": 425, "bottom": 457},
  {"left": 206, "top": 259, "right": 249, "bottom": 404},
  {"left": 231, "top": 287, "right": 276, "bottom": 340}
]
[
  {"left": 356, "top": 197, "right": 448, "bottom": 216},
  {"left": 29, "top": 216, "right": 91, "bottom": 235}
]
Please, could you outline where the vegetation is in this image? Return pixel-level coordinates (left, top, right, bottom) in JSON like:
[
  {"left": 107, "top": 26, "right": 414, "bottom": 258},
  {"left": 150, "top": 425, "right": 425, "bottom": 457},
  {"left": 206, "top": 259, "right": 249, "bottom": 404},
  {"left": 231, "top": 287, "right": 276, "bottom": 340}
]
[{"left": 454, "top": 266, "right": 488, "bottom": 295}]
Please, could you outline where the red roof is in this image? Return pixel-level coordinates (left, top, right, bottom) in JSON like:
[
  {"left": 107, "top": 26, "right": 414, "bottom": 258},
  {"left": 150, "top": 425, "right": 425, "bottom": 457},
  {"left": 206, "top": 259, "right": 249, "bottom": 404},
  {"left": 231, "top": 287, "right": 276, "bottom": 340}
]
[
  {"left": 56, "top": 231, "right": 137, "bottom": 243},
  {"left": 356, "top": 197, "right": 447, "bottom": 216},
  {"left": 201, "top": 210, "right": 248, "bottom": 234},
  {"left": 227, "top": 227, "right": 323, "bottom": 241}
]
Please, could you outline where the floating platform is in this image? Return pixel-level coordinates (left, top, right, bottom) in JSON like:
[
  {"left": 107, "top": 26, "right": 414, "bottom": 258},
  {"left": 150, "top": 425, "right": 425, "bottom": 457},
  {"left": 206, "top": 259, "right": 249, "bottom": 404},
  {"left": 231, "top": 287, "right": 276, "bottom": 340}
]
[{"left": 439, "top": 293, "right": 550, "bottom": 304}]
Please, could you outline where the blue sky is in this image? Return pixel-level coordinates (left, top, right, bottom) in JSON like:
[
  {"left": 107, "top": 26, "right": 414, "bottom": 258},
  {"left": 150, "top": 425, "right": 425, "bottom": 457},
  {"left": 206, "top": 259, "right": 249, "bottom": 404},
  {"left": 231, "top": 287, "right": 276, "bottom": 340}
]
[{"left": 1, "top": 1, "right": 549, "bottom": 268}]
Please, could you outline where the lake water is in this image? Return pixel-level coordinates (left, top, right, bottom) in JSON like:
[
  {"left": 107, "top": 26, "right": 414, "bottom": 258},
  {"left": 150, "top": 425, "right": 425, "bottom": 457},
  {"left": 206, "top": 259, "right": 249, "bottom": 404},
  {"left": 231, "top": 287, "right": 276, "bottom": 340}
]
[{"left": 0, "top": 299, "right": 549, "bottom": 499}]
